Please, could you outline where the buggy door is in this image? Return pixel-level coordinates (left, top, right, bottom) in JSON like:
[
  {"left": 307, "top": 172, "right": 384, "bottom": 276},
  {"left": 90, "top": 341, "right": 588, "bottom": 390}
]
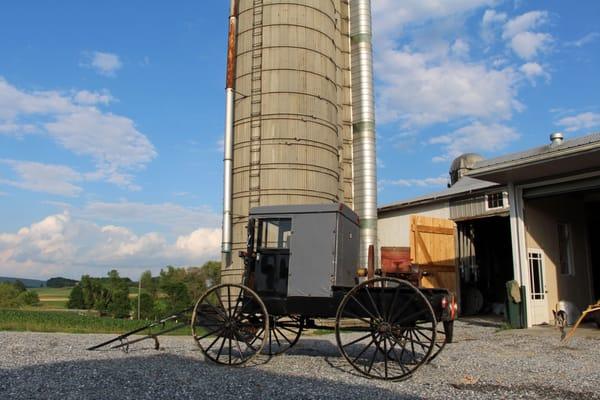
[{"left": 254, "top": 218, "right": 292, "bottom": 297}]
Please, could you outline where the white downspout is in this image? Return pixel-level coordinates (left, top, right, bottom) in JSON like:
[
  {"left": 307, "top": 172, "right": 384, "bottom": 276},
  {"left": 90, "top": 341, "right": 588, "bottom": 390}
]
[{"left": 222, "top": 0, "right": 238, "bottom": 255}]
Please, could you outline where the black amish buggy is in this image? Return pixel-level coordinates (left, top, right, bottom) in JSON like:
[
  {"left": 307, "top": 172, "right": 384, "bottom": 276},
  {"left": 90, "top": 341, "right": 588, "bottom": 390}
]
[{"left": 90, "top": 203, "right": 456, "bottom": 381}]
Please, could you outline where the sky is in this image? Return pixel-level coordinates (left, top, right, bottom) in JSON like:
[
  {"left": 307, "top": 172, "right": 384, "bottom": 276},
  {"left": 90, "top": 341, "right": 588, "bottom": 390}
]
[{"left": 0, "top": 1, "right": 599, "bottom": 280}]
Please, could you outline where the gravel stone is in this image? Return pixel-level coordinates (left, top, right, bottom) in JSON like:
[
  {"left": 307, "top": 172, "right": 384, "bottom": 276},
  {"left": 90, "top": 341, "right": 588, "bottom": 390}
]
[{"left": 1, "top": 321, "right": 599, "bottom": 400}]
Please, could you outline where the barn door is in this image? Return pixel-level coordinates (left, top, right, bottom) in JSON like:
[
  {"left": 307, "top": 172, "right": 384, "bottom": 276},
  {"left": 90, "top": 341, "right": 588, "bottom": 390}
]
[{"left": 410, "top": 215, "right": 458, "bottom": 294}]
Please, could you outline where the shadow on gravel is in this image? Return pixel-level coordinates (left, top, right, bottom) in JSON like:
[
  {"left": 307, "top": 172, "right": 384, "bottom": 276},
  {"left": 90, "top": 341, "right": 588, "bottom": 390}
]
[
  {"left": 0, "top": 353, "right": 421, "bottom": 400},
  {"left": 451, "top": 383, "right": 600, "bottom": 400}
]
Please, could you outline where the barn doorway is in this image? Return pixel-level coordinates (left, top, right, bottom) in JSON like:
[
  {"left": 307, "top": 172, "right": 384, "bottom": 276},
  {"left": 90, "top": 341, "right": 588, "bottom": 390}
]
[
  {"left": 586, "top": 200, "right": 600, "bottom": 301},
  {"left": 457, "top": 216, "right": 514, "bottom": 316}
]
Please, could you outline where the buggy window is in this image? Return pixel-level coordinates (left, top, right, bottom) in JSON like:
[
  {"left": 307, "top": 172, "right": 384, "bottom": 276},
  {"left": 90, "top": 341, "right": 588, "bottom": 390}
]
[{"left": 259, "top": 218, "right": 292, "bottom": 249}]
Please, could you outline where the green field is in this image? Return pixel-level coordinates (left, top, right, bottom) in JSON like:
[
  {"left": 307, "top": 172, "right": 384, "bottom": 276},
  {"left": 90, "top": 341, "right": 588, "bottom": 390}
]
[
  {"left": 0, "top": 309, "right": 191, "bottom": 335},
  {"left": 32, "top": 287, "right": 73, "bottom": 297},
  {"left": 26, "top": 287, "right": 73, "bottom": 309},
  {"left": 28, "top": 287, "right": 140, "bottom": 309}
]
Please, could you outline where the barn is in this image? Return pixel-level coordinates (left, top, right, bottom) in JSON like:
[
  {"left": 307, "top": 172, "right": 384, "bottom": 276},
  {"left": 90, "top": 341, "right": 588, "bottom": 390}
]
[{"left": 378, "top": 132, "right": 600, "bottom": 327}]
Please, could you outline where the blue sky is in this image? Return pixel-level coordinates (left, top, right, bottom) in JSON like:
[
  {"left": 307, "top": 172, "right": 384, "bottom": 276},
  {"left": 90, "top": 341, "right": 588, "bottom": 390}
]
[{"left": 0, "top": 1, "right": 599, "bottom": 279}]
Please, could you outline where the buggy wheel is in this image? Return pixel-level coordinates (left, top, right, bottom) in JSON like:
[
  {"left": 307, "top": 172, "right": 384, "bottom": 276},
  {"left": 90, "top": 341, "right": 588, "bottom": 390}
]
[
  {"left": 263, "top": 315, "right": 304, "bottom": 356},
  {"left": 191, "top": 283, "right": 269, "bottom": 366},
  {"left": 335, "top": 277, "right": 437, "bottom": 381},
  {"left": 425, "top": 322, "right": 447, "bottom": 363}
]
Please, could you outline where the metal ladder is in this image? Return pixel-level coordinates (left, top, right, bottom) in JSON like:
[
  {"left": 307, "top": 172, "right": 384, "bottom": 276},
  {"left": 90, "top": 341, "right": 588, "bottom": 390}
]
[{"left": 249, "top": 0, "right": 263, "bottom": 210}]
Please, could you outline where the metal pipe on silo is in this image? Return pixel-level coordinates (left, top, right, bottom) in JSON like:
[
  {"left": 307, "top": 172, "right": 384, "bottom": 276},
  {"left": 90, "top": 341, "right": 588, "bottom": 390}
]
[
  {"left": 222, "top": 0, "right": 238, "bottom": 255},
  {"left": 350, "top": 0, "right": 378, "bottom": 268}
]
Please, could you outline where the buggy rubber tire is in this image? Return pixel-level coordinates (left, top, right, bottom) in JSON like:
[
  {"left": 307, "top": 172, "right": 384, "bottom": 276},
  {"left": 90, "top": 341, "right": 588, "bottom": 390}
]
[
  {"left": 191, "top": 283, "right": 269, "bottom": 366},
  {"left": 335, "top": 277, "right": 437, "bottom": 381}
]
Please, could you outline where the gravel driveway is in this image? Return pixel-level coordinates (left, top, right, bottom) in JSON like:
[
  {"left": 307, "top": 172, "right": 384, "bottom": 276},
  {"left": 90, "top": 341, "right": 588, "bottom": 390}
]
[{"left": 1, "top": 321, "right": 599, "bottom": 400}]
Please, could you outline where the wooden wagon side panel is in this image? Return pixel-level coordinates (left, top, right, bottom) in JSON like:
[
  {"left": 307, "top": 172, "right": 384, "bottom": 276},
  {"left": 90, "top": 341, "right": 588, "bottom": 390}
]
[{"left": 410, "top": 215, "right": 458, "bottom": 294}]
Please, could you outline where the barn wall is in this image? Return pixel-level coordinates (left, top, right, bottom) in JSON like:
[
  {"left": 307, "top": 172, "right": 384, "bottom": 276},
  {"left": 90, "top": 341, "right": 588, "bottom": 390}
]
[
  {"left": 449, "top": 187, "right": 509, "bottom": 220},
  {"left": 524, "top": 195, "right": 593, "bottom": 318},
  {"left": 378, "top": 201, "right": 450, "bottom": 249}
]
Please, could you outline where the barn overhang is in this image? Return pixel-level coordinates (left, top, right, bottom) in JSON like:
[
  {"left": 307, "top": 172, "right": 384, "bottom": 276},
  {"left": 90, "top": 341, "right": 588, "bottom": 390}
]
[{"left": 467, "top": 133, "right": 600, "bottom": 185}]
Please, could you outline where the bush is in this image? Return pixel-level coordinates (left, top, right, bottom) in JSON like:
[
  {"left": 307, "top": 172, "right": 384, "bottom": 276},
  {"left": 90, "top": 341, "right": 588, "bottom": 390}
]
[{"left": 17, "top": 291, "right": 40, "bottom": 306}]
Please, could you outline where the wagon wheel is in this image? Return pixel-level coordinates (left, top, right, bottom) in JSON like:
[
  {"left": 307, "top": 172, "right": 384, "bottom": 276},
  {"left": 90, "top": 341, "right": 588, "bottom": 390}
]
[
  {"left": 426, "top": 322, "right": 447, "bottom": 363},
  {"left": 263, "top": 315, "right": 304, "bottom": 356},
  {"left": 335, "top": 277, "right": 437, "bottom": 381},
  {"left": 191, "top": 283, "right": 269, "bottom": 366}
]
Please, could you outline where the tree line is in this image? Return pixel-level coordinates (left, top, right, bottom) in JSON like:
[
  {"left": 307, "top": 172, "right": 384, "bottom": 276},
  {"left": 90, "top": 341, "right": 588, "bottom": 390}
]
[{"left": 67, "top": 261, "right": 220, "bottom": 319}]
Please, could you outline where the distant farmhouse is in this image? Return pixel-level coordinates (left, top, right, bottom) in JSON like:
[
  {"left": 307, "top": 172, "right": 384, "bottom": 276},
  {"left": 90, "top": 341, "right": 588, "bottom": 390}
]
[{"left": 378, "top": 132, "right": 600, "bottom": 327}]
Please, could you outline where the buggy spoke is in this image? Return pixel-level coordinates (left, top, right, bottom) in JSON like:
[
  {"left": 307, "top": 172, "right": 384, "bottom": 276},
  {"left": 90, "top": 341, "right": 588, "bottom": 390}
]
[
  {"left": 351, "top": 336, "right": 376, "bottom": 363},
  {"left": 342, "top": 332, "right": 373, "bottom": 348},
  {"left": 349, "top": 295, "right": 378, "bottom": 321},
  {"left": 364, "top": 286, "right": 382, "bottom": 319},
  {"left": 387, "top": 286, "right": 400, "bottom": 321},
  {"left": 195, "top": 326, "right": 225, "bottom": 341},
  {"left": 383, "top": 335, "right": 389, "bottom": 378},
  {"left": 275, "top": 327, "right": 293, "bottom": 345},
  {"left": 215, "top": 335, "right": 227, "bottom": 362}
]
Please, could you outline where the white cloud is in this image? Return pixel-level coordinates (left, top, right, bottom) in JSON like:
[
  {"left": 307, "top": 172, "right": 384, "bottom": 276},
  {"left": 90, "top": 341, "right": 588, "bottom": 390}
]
[
  {"left": 482, "top": 9, "right": 507, "bottom": 25},
  {"left": 0, "top": 212, "right": 221, "bottom": 279},
  {"left": 381, "top": 175, "right": 448, "bottom": 188},
  {"left": 509, "top": 31, "right": 552, "bottom": 60},
  {"left": 519, "top": 62, "right": 549, "bottom": 84},
  {"left": 502, "top": 11, "right": 551, "bottom": 60},
  {"left": 0, "top": 121, "right": 37, "bottom": 136},
  {"left": 372, "top": 3, "right": 528, "bottom": 129},
  {"left": 372, "top": 0, "right": 496, "bottom": 46},
  {"left": 376, "top": 49, "right": 521, "bottom": 127},
  {"left": 451, "top": 39, "right": 470, "bottom": 58},
  {"left": 481, "top": 9, "right": 507, "bottom": 42},
  {"left": 502, "top": 11, "right": 548, "bottom": 39},
  {"left": 556, "top": 112, "right": 600, "bottom": 133},
  {"left": 73, "top": 89, "right": 114, "bottom": 105},
  {"left": 76, "top": 201, "right": 221, "bottom": 234},
  {"left": 0, "top": 160, "right": 84, "bottom": 197},
  {"left": 82, "top": 51, "right": 123, "bottom": 77},
  {"left": 0, "top": 77, "right": 155, "bottom": 190},
  {"left": 429, "top": 122, "right": 520, "bottom": 161},
  {"left": 45, "top": 108, "right": 156, "bottom": 188},
  {"left": 0, "top": 77, "right": 75, "bottom": 120},
  {"left": 566, "top": 32, "right": 599, "bottom": 48}
]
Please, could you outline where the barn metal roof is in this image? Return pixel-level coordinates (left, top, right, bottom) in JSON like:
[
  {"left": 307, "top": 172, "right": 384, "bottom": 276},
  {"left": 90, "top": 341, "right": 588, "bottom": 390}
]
[
  {"left": 378, "top": 176, "right": 499, "bottom": 213},
  {"left": 468, "top": 132, "right": 600, "bottom": 183}
]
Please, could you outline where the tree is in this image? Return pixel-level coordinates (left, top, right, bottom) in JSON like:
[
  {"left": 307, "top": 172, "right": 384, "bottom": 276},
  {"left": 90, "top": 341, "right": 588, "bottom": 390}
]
[
  {"left": 200, "top": 261, "right": 221, "bottom": 288},
  {"left": 137, "top": 292, "right": 156, "bottom": 319},
  {"left": 108, "top": 287, "right": 131, "bottom": 318},
  {"left": 18, "top": 290, "right": 40, "bottom": 306},
  {"left": 105, "top": 270, "right": 131, "bottom": 318},
  {"left": 0, "top": 282, "right": 21, "bottom": 308},
  {"left": 80, "top": 275, "right": 95, "bottom": 309},
  {"left": 67, "top": 285, "right": 85, "bottom": 309},
  {"left": 12, "top": 280, "right": 27, "bottom": 293},
  {"left": 184, "top": 261, "right": 221, "bottom": 302},
  {"left": 140, "top": 270, "right": 158, "bottom": 299},
  {"left": 46, "top": 277, "right": 78, "bottom": 288}
]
